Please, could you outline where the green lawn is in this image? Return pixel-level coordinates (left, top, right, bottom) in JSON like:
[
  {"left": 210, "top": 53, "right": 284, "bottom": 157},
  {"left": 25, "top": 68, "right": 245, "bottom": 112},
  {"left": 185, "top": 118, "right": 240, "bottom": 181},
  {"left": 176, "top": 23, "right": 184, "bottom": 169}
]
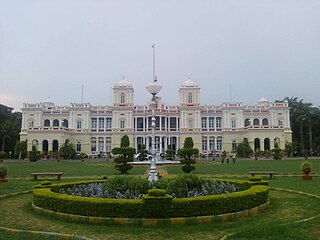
[{"left": 0, "top": 159, "right": 320, "bottom": 240}]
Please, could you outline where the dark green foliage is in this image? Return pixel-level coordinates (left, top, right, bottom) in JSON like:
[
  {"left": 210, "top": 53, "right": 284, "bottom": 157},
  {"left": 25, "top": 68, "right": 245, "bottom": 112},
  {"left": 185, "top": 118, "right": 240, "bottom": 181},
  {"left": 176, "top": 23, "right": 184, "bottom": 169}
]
[
  {"left": 166, "top": 174, "right": 204, "bottom": 198},
  {"left": 147, "top": 189, "right": 167, "bottom": 197},
  {"left": 120, "top": 135, "right": 130, "bottom": 147},
  {"left": 0, "top": 104, "right": 22, "bottom": 154},
  {"left": 285, "top": 142, "right": 293, "bottom": 157},
  {"left": 14, "top": 140, "right": 28, "bottom": 159},
  {"left": 29, "top": 145, "right": 40, "bottom": 162},
  {"left": 59, "top": 143, "right": 76, "bottom": 159},
  {"left": 178, "top": 137, "right": 199, "bottom": 173},
  {"left": 236, "top": 138, "right": 253, "bottom": 158},
  {"left": 249, "top": 176, "right": 262, "bottom": 182},
  {"left": 112, "top": 135, "right": 135, "bottom": 174},
  {"left": 166, "top": 144, "right": 175, "bottom": 160},
  {"left": 138, "top": 144, "right": 148, "bottom": 161},
  {"left": 272, "top": 142, "right": 282, "bottom": 160},
  {"left": 103, "top": 176, "right": 150, "bottom": 196},
  {"left": 33, "top": 180, "right": 269, "bottom": 218},
  {"left": 143, "top": 189, "right": 173, "bottom": 218}
]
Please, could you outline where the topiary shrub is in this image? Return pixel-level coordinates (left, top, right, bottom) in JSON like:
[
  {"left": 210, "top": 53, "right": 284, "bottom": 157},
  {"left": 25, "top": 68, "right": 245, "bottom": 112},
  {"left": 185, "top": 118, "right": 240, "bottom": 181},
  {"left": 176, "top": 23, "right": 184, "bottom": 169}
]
[
  {"left": 143, "top": 189, "right": 173, "bottom": 218},
  {"left": 29, "top": 145, "right": 40, "bottom": 162}
]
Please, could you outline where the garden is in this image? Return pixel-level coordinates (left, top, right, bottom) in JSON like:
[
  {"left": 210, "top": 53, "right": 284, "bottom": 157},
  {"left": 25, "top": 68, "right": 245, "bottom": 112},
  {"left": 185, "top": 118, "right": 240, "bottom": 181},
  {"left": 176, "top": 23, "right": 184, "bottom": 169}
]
[{"left": 0, "top": 158, "right": 320, "bottom": 240}]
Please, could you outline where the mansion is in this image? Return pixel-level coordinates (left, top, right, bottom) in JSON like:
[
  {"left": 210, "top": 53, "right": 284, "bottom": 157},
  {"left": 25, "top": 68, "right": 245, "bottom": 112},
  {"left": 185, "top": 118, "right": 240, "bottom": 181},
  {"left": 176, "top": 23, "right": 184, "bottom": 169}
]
[{"left": 20, "top": 79, "right": 292, "bottom": 156}]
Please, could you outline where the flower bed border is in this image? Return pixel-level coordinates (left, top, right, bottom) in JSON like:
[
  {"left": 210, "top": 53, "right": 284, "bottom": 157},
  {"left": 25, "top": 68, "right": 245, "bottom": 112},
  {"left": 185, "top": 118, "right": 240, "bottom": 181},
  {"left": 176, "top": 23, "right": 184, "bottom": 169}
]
[{"left": 32, "top": 201, "right": 269, "bottom": 226}]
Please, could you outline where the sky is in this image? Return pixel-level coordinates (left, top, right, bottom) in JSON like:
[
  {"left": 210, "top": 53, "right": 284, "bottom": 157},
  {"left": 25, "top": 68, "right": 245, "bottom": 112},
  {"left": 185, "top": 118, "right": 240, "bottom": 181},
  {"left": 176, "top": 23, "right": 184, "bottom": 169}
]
[{"left": 1, "top": 0, "right": 320, "bottom": 111}]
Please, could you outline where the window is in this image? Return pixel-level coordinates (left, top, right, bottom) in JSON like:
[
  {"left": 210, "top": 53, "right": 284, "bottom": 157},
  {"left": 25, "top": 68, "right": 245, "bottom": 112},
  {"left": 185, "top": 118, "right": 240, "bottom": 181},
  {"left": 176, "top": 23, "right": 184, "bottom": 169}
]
[
  {"left": 120, "top": 120, "right": 125, "bottom": 129},
  {"left": 244, "top": 118, "right": 250, "bottom": 127},
  {"left": 231, "top": 120, "right": 236, "bottom": 128},
  {"left": 262, "top": 118, "right": 269, "bottom": 125},
  {"left": 253, "top": 118, "right": 259, "bottom": 125},
  {"left": 29, "top": 120, "right": 34, "bottom": 128},
  {"left": 76, "top": 121, "right": 82, "bottom": 129},
  {"left": 232, "top": 140, "right": 237, "bottom": 150},
  {"left": 202, "top": 138, "right": 207, "bottom": 151},
  {"left": 91, "top": 138, "right": 96, "bottom": 152},
  {"left": 188, "top": 119, "right": 193, "bottom": 129},
  {"left": 209, "top": 138, "right": 215, "bottom": 151},
  {"left": 53, "top": 119, "right": 59, "bottom": 127},
  {"left": 188, "top": 93, "right": 192, "bottom": 104},
  {"left": 216, "top": 117, "right": 221, "bottom": 128},
  {"left": 209, "top": 117, "right": 214, "bottom": 129},
  {"left": 91, "top": 118, "right": 97, "bottom": 129},
  {"left": 106, "top": 118, "right": 112, "bottom": 129},
  {"left": 278, "top": 120, "right": 283, "bottom": 127},
  {"left": 137, "top": 117, "right": 144, "bottom": 130},
  {"left": 98, "top": 138, "right": 104, "bottom": 152},
  {"left": 44, "top": 119, "right": 50, "bottom": 127},
  {"left": 106, "top": 137, "right": 111, "bottom": 153},
  {"left": 98, "top": 118, "right": 104, "bottom": 129},
  {"left": 76, "top": 141, "right": 81, "bottom": 152},
  {"left": 201, "top": 117, "right": 207, "bottom": 129},
  {"left": 62, "top": 119, "right": 68, "bottom": 128},
  {"left": 120, "top": 93, "right": 125, "bottom": 103},
  {"left": 170, "top": 118, "right": 177, "bottom": 129},
  {"left": 217, "top": 138, "right": 222, "bottom": 151}
]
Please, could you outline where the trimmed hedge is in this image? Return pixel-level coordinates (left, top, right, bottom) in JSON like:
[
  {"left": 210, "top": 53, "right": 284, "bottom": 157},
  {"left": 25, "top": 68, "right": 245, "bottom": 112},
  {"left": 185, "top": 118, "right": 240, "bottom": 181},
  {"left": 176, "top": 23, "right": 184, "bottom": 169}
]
[{"left": 33, "top": 179, "right": 269, "bottom": 219}]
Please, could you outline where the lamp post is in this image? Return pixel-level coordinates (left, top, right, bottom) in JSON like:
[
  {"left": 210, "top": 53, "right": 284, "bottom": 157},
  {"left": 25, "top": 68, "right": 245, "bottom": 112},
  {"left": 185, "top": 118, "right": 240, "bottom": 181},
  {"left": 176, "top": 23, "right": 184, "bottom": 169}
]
[{"left": 146, "top": 81, "right": 162, "bottom": 182}]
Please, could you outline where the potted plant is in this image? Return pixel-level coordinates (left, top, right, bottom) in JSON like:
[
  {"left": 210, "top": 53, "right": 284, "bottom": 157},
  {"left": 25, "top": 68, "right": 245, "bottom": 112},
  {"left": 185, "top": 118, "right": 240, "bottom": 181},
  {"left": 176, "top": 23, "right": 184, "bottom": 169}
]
[
  {"left": 301, "top": 161, "right": 312, "bottom": 180},
  {"left": 0, "top": 165, "right": 8, "bottom": 183}
]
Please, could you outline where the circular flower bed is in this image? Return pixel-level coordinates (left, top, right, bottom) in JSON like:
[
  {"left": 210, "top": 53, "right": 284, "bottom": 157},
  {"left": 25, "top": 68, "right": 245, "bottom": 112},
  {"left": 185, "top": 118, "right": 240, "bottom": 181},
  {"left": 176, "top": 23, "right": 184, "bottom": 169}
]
[{"left": 32, "top": 175, "right": 269, "bottom": 220}]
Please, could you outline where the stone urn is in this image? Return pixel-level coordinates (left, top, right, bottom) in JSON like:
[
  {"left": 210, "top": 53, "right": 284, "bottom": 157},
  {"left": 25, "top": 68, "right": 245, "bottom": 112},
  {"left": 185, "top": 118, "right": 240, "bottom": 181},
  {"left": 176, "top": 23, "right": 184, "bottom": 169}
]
[
  {"left": 301, "top": 162, "right": 312, "bottom": 180},
  {"left": 0, "top": 165, "right": 8, "bottom": 183}
]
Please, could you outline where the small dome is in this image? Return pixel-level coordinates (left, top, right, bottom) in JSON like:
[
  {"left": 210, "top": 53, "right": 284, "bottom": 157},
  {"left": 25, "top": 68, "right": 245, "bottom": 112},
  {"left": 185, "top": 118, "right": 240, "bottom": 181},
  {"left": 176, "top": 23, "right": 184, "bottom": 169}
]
[
  {"left": 114, "top": 78, "right": 132, "bottom": 88},
  {"left": 258, "top": 97, "right": 268, "bottom": 103},
  {"left": 181, "top": 78, "right": 198, "bottom": 88}
]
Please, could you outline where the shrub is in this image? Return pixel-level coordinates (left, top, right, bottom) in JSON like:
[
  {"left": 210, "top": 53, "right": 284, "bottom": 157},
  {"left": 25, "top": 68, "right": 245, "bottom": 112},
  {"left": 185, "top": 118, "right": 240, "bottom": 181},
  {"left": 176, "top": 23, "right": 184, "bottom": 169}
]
[
  {"left": 0, "top": 165, "right": 8, "bottom": 178},
  {"left": 249, "top": 176, "right": 262, "bottom": 182},
  {"left": 29, "top": 145, "right": 40, "bottom": 162},
  {"left": 272, "top": 142, "right": 282, "bottom": 160},
  {"left": 33, "top": 180, "right": 269, "bottom": 218},
  {"left": 112, "top": 135, "right": 135, "bottom": 174},
  {"left": 0, "top": 151, "right": 7, "bottom": 159},
  {"left": 177, "top": 137, "right": 199, "bottom": 173}
]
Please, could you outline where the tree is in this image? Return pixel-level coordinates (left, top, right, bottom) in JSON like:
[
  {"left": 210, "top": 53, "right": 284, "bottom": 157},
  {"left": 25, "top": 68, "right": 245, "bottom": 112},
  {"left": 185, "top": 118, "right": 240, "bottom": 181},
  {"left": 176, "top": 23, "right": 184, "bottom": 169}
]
[
  {"left": 59, "top": 143, "right": 76, "bottom": 159},
  {"left": 112, "top": 135, "right": 135, "bottom": 174},
  {"left": 0, "top": 104, "right": 22, "bottom": 154},
  {"left": 272, "top": 142, "right": 282, "bottom": 160},
  {"left": 14, "top": 140, "right": 28, "bottom": 159},
  {"left": 236, "top": 138, "right": 253, "bottom": 158},
  {"left": 138, "top": 144, "right": 148, "bottom": 161},
  {"left": 166, "top": 144, "right": 175, "bottom": 160},
  {"left": 29, "top": 145, "right": 40, "bottom": 162},
  {"left": 177, "top": 137, "right": 199, "bottom": 173}
]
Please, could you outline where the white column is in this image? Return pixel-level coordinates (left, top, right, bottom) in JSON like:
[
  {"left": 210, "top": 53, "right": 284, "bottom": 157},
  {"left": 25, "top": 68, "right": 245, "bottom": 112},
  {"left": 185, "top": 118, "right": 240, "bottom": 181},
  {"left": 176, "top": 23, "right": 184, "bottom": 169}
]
[
  {"left": 160, "top": 136, "right": 163, "bottom": 154},
  {"left": 176, "top": 117, "right": 179, "bottom": 131},
  {"left": 143, "top": 117, "right": 146, "bottom": 132},
  {"left": 215, "top": 137, "right": 217, "bottom": 150},
  {"left": 165, "top": 117, "right": 167, "bottom": 131},
  {"left": 159, "top": 116, "right": 162, "bottom": 131},
  {"left": 103, "top": 137, "right": 106, "bottom": 153},
  {"left": 207, "top": 137, "right": 210, "bottom": 151},
  {"left": 146, "top": 117, "right": 149, "bottom": 131}
]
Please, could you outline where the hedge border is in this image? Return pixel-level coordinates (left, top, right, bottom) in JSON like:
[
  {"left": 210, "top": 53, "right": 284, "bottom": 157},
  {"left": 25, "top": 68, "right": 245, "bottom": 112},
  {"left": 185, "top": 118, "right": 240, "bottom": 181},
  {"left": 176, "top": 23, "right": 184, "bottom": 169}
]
[
  {"left": 32, "top": 201, "right": 269, "bottom": 226},
  {"left": 33, "top": 179, "right": 269, "bottom": 219}
]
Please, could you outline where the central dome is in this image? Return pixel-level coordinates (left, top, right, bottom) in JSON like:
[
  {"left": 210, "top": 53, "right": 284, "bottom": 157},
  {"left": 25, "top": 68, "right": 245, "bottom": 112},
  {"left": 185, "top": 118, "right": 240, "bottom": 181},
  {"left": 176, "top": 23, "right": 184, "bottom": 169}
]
[
  {"left": 114, "top": 78, "right": 132, "bottom": 88},
  {"left": 182, "top": 78, "right": 198, "bottom": 88}
]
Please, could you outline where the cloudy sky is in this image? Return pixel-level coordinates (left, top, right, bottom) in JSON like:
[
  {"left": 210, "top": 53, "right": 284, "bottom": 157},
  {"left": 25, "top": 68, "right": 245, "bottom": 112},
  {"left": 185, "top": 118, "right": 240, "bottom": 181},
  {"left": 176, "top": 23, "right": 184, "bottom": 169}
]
[{"left": 1, "top": 0, "right": 319, "bottom": 111}]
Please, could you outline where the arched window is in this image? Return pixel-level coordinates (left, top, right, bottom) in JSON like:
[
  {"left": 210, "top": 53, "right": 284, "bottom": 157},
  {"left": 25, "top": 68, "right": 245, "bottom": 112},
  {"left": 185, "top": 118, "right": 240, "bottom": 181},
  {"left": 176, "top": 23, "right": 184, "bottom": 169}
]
[
  {"left": 62, "top": 119, "right": 68, "bottom": 128},
  {"left": 254, "top": 138, "right": 260, "bottom": 151},
  {"left": 120, "top": 93, "right": 125, "bottom": 104},
  {"left": 76, "top": 141, "right": 81, "bottom": 152},
  {"left": 188, "top": 93, "right": 193, "bottom": 104},
  {"left": 53, "top": 119, "right": 59, "bottom": 127},
  {"left": 42, "top": 140, "right": 49, "bottom": 152},
  {"left": 32, "top": 140, "right": 38, "bottom": 150},
  {"left": 253, "top": 118, "right": 260, "bottom": 126},
  {"left": 244, "top": 119, "right": 250, "bottom": 127},
  {"left": 52, "top": 140, "right": 59, "bottom": 152},
  {"left": 44, "top": 119, "right": 50, "bottom": 127},
  {"left": 262, "top": 118, "right": 269, "bottom": 126},
  {"left": 264, "top": 138, "right": 270, "bottom": 150}
]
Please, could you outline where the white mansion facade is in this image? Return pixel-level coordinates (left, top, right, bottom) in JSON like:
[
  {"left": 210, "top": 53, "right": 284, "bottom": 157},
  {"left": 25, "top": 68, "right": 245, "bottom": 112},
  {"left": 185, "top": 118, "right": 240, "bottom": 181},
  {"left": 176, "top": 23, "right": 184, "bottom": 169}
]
[{"left": 20, "top": 79, "right": 292, "bottom": 156}]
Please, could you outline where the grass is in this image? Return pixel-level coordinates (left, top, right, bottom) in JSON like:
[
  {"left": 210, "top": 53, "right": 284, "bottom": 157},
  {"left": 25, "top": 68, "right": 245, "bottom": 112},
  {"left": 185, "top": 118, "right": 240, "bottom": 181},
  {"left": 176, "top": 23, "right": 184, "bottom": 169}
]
[{"left": 0, "top": 158, "right": 320, "bottom": 239}]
